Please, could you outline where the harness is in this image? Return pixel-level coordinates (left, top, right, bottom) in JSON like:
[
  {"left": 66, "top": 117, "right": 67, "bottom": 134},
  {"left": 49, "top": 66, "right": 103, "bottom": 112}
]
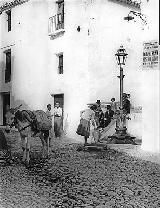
[
  {"left": 7, "top": 119, "right": 31, "bottom": 132},
  {"left": 18, "top": 123, "right": 32, "bottom": 132},
  {"left": 14, "top": 110, "right": 36, "bottom": 132}
]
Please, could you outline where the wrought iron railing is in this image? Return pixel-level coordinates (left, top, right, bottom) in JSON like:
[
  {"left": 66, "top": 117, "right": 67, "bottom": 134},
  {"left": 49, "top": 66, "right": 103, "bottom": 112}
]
[{"left": 49, "top": 13, "right": 64, "bottom": 34}]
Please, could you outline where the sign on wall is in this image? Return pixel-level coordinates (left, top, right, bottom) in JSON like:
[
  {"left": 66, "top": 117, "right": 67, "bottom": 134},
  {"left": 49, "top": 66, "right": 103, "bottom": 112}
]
[{"left": 143, "top": 41, "right": 159, "bottom": 69}]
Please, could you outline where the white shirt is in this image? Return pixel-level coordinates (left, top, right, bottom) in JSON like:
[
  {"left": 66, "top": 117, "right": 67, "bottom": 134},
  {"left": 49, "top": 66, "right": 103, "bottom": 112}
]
[
  {"left": 80, "top": 109, "right": 95, "bottom": 121},
  {"left": 46, "top": 109, "right": 53, "bottom": 120},
  {"left": 54, "top": 107, "right": 62, "bottom": 117}
]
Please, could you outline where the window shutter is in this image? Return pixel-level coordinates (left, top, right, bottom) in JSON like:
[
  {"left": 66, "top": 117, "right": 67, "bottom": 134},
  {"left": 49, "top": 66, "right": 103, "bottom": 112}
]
[
  {"left": 59, "top": 55, "right": 63, "bottom": 66},
  {"left": 59, "top": 55, "right": 63, "bottom": 74},
  {"left": 5, "top": 50, "right": 11, "bottom": 82},
  {"left": 6, "top": 10, "right": 11, "bottom": 32}
]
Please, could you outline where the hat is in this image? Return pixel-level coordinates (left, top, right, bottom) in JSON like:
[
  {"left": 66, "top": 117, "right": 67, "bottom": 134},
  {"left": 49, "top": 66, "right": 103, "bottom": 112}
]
[
  {"left": 106, "top": 105, "right": 111, "bottom": 109},
  {"left": 96, "top": 100, "right": 101, "bottom": 104},
  {"left": 123, "top": 93, "right": 127, "bottom": 98},
  {"left": 10, "top": 108, "right": 15, "bottom": 114},
  {"left": 90, "top": 105, "right": 97, "bottom": 110}
]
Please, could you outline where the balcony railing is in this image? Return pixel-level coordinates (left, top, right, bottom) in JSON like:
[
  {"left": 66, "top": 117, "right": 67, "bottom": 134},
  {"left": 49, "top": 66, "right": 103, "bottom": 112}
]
[{"left": 48, "top": 13, "right": 64, "bottom": 35}]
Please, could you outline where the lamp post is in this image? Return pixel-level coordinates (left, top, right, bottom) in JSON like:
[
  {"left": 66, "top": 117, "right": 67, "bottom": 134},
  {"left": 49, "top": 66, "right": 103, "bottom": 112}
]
[
  {"left": 116, "top": 46, "right": 127, "bottom": 125},
  {"left": 109, "top": 46, "right": 136, "bottom": 144}
]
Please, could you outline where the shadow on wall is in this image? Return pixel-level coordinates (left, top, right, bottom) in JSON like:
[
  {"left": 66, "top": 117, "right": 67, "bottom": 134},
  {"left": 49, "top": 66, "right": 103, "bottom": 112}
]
[
  {"left": 0, "top": 61, "right": 5, "bottom": 70},
  {"left": 11, "top": 98, "right": 32, "bottom": 111},
  {"left": 63, "top": 113, "right": 69, "bottom": 136},
  {"left": 128, "top": 110, "right": 142, "bottom": 140}
]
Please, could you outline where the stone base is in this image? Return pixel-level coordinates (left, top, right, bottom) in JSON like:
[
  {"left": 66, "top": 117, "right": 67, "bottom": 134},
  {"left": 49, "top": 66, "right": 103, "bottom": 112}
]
[
  {"left": 108, "top": 134, "right": 137, "bottom": 145},
  {"left": 76, "top": 143, "right": 107, "bottom": 151},
  {"left": 84, "top": 143, "right": 107, "bottom": 151},
  {"left": 105, "top": 126, "right": 137, "bottom": 145}
]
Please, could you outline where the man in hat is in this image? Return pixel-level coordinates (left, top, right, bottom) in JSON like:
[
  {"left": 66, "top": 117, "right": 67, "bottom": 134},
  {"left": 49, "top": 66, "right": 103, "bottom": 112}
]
[
  {"left": 110, "top": 97, "right": 117, "bottom": 114},
  {"left": 95, "top": 100, "right": 104, "bottom": 128},
  {"left": 123, "top": 93, "right": 131, "bottom": 115},
  {"left": 104, "top": 105, "right": 114, "bottom": 127}
]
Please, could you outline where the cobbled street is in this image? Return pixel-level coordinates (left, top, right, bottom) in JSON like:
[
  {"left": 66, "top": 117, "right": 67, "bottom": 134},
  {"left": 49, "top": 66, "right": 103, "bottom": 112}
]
[{"left": 0, "top": 131, "right": 160, "bottom": 208}]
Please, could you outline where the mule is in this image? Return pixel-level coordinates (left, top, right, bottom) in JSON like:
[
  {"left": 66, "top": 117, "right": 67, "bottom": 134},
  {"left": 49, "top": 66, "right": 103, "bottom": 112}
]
[{"left": 6, "top": 105, "right": 52, "bottom": 165}]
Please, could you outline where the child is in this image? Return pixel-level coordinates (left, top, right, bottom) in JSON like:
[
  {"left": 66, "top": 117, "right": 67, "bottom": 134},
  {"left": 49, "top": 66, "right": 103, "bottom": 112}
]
[
  {"left": 110, "top": 98, "right": 117, "bottom": 114},
  {"left": 90, "top": 117, "right": 98, "bottom": 143}
]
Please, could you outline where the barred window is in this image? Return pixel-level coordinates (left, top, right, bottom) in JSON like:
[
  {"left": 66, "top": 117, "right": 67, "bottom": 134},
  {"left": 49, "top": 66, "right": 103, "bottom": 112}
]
[
  {"left": 5, "top": 49, "right": 11, "bottom": 83},
  {"left": 6, "top": 10, "right": 11, "bottom": 32},
  {"left": 58, "top": 54, "right": 63, "bottom": 74}
]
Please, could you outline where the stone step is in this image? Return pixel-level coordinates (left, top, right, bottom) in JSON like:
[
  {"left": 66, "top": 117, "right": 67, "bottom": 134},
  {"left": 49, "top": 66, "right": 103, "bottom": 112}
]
[{"left": 84, "top": 143, "right": 107, "bottom": 151}]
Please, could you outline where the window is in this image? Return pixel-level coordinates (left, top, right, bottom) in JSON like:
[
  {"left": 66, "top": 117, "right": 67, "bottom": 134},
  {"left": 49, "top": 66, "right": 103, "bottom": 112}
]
[
  {"left": 6, "top": 10, "right": 11, "bottom": 32},
  {"left": 48, "top": 0, "right": 64, "bottom": 35},
  {"left": 58, "top": 54, "right": 63, "bottom": 74},
  {"left": 5, "top": 49, "right": 11, "bottom": 83},
  {"left": 56, "top": 0, "right": 64, "bottom": 30}
]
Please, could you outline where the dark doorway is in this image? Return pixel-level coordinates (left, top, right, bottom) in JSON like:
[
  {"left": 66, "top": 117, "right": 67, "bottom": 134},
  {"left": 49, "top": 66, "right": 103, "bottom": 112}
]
[
  {"left": 3, "top": 93, "right": 10, "bottom": 125},
  {"left": 53, "top": 94, "right": 64, "bottom": 128}
]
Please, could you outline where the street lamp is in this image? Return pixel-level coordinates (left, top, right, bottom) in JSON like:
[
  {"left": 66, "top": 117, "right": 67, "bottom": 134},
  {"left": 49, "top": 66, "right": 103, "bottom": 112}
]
[
  {"left": 109, "top": 46, "right": 136, "bottom": 144},
  {"left": 124, "top": 10, "right": 147, "bottom": 26},
  {"left": 116, "top": 46, "right": 128, "bottom": 116}
]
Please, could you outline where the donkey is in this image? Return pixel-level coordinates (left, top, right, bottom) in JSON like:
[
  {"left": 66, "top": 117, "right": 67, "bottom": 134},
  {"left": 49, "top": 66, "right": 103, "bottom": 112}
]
[{"left": 6, "top": 105, "right": 52, "bottom": 165}]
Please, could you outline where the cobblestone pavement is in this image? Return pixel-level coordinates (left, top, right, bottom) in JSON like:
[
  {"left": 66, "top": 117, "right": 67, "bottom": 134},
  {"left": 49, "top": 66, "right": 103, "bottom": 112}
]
[
  {"left": 107, "top": 144, "right": 160, "bottom": 165},
  {"left": 0, "top": 132, "right": 160, "bottom": 208}
]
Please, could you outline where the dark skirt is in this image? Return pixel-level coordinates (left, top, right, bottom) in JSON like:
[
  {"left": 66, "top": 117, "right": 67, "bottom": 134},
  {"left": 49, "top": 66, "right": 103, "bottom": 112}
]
[{"left": 76, "top": 118, "right": 90, "bottom": 138}]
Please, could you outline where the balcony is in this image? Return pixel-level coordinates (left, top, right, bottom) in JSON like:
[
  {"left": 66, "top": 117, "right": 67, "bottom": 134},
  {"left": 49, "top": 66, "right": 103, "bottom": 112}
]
[{"left": 48, "top": 13, "right": 65, "bottom": 38}]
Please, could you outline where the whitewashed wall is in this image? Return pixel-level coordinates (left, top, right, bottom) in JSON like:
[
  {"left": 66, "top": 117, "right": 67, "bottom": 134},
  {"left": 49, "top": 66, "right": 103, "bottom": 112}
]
[
  {"left": 140, "top": 0, "right": 159, "bottom": 153},
  {"left": 0, "top": 0, "right": 158, "bottom": 146}
]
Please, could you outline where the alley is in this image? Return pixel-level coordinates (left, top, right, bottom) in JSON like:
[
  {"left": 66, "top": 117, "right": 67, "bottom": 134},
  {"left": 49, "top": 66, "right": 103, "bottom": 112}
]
[{"left": 0, "top": 132, "right": 160, "bottom": 208}]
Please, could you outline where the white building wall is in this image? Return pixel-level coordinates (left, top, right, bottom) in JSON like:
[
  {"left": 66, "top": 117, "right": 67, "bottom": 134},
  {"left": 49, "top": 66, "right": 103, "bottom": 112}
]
[
  {"left": 0, "top": 0, "right": 143, "bottom": 139},
  {"left": 87, "top": 0, "right": 143, "bottom": 106},
  {"left": 11, "top": 1, "right": 49, "bottom": 110},
  {"left": 46, "top": 0, "right": 90, "bottom": 138},
  {"left": 0, "top": 0, "right": 158, "bottom": 147},
  {"left": 140, "top": 0, "right": 159, "bottom": 153},
  {"left": 0, "top": 1, "right": 46, "bottom": 109}
]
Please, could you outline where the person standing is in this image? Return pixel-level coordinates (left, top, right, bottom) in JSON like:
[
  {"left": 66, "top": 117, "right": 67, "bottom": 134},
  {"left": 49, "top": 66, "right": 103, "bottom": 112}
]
[
  {"left": 46, "top": 104, "right": 53, "bottom": 119},
  {"left": 110, "top": 98, "right": 117, "bottom": 114},
  {"left": 46, "top": 104, "right": 53, "bottom": 146},
  {"left": 54, "top": 102, "right": 63, "bottom": 138},
  {"left": 123, "top": 93, "right": 131, "bottom": 115},
  {"left": 95, "top": 100, "right": 104, "bottom": 128},
  {"left": 77, "top": 105, "right": 97, "bottom": 145},
  {"left": 104, "top": 105, "right": 114, "bottom": 127}
]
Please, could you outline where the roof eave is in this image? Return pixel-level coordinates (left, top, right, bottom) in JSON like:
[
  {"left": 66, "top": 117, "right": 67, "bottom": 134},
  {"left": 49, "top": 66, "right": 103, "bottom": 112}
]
[{"left": 0, "top": 0, "right": 30, "bottom": 14}]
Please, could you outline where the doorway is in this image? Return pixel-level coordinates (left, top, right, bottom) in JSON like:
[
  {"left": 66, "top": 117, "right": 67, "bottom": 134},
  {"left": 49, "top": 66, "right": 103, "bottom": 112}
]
[
  {"left": 3, "top": 93, "right": 10, "bottom": 125},
  {"left": 53, "top": 94, "right": 64, "bottom": 128}
]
